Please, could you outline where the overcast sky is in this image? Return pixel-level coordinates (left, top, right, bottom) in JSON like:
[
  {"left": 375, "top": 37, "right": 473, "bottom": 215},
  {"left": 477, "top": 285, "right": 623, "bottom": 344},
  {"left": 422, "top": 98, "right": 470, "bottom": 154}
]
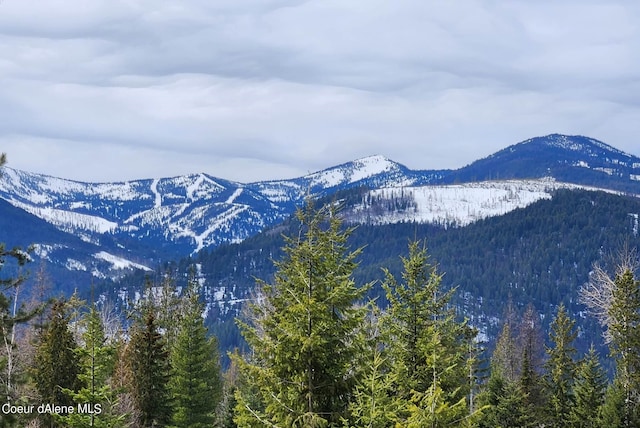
[{"left": 1, "top": 0, "right": 639, "bottom": 183}]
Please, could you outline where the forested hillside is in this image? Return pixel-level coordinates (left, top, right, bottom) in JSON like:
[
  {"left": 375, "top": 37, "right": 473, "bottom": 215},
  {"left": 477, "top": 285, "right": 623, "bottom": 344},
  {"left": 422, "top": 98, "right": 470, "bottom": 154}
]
[
  {"left": 102, "top": 188, "right": 640, "bottom": 362},
  {"left": 3, "top": 197, "right": 640, "bottom": 426}
]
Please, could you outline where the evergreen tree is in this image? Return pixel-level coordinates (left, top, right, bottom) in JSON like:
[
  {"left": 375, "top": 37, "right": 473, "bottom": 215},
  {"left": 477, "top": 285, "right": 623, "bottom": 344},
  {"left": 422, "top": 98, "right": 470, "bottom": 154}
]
[
  {"left": 216, "top": 360, "right": 240, "bottom": 428},
  {"left": 126, "top": 308, "right": 172, "bottom": 427},
  {"left": 32, "top": 300, "right": 82, "bottom": 427},
  {"left": 0, "top": 198, "right": 34, "bottom": 399},
  {"left": 519, "top": 344, "right": 544, "bottom": 427},
  {"left": 490, "top": 322, "right": 519, "bottom": 383},
  {"left": 476, "top": 369, "right": 528, "bottom": 428},
  {"left": 345, "top": 305, "right": 399, "bottom": 427},
  {"left": 57, "top": 305, "right": 125, "bottom": 427},
  {"left": 382, "top": 240, "right": 476, "bottom": 425},
  {"left": 599, "top": 380, "right": 626, "bottom": 428},
  {"left": 234, "top": 202, "right": 370, "bottom": 427},
  {"left": 544, "top": 304, "right": 578, "bottom": 427},
  {"left": 607, "top": 269, "right": 640, "bottom": 426},
  {"left": 571, "top": 346, "right": 607, "bottom": 428},
  {"left": 0, "top": 242, "right": 38, "bottom": 428},
  {"left": 168, "top": 277, "right": 222, "bottom": 427}
]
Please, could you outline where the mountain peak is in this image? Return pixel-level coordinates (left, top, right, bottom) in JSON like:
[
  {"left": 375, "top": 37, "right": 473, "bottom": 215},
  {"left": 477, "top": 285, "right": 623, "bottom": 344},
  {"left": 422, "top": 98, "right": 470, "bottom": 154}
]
[{"left": 522, "top": 134, "right": 630, "bottom": 157}]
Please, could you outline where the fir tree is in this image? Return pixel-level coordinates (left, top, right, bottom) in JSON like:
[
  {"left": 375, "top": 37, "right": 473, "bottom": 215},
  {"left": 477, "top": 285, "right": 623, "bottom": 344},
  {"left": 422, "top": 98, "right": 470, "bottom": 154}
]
[
  {"left": 32, "top": 300, "right": 82, "bottom": 427},
  {"left": 0, "top": 242, "right": 38, "bottom": 428},
  {"left": 57, "top": 305, "right": 125, "bottom": 427},
  {"left": 126, "top": 308, "right": 172, "bottom": 427},
  {"left": 519, "top": 344, "right": 544, "bottom": 427},
  {"left": 346, "top": 305, "right": 399, "bottom": 427},
  {"left": 168, "top": 277, "right": 222, "bottom": 428},
  {"left": 544, "top": 304, "right": 578, "bottom": 427},
  {"left": 476, "top": 369, "right": 528, "bottom": 428},
  {"left": 382, "top": 240, "right": 476, "bottom": 425},
  {"left": 216, "top": 359, "right": 240, "bottom": 428},
  {"left": 607, "top": 269, "right": 640, "bottom": 426},
  {"left": 491, "top": 322, "right": 519, "bottom": 383},
  {"left": 234, "top": 202, "right": 370, "bottom": 427},
  {"left": 571, "top": 346, "right": 607, "bottom": 428},
  {"left": 599, "top": 380, "right": 626, "bottom": 428}
]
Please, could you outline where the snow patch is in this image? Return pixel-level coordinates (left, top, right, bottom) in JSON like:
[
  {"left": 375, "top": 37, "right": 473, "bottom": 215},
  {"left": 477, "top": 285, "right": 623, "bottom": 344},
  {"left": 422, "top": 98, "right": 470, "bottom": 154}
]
[
  {"left": 348, "top": 179, "right": 621, "bottom": 228},
  {"left": 93, "top": 251, "right": 152, "bottom": 271},
  {"left": 11, "top": 202, "right": 118, "bottom": 233},
  {"left": 225, "top": 188, "right": 244, "bottom": 205}
]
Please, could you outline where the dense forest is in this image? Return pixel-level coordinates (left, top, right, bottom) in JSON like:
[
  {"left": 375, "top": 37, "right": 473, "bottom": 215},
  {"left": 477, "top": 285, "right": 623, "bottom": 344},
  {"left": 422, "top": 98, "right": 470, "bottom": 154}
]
[
  {"left": 102, "top": 187, "right": 640, "bottom": 368},
  {"left": 3, "top": 193, "right": 640, "bottom": 427}
]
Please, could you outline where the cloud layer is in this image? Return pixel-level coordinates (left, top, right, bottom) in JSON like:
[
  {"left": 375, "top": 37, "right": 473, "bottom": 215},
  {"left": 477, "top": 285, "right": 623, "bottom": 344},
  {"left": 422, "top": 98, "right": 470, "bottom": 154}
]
[{"left": 1, "top": 0, "right": 639, "bottom": 182}]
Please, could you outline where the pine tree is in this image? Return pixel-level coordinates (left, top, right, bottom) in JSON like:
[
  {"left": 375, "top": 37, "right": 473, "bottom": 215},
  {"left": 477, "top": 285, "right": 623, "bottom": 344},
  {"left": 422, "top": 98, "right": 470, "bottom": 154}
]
[
  {"left": 476, "top": 369, "right": 528, "bottom": 428},
  {"left": 607, "top": 269, "right": 640, "bottom": 426},
  {"left": 168, "top": 277, "right": 222, "bottom": 428},
  {"left": 599, "top": 380, "right": 626, "bottom": 428},
  {"left": 57, "top": 305, "right": 125, "bottom": 427},
  {"left": 571, "top": 346, "right": 607, "bottom": 428},
  {"left": 491, "top": 322, "right": 519, "bottom": 383},
  {"left": 234, "top": 202, "right": 370, "bottom": 427},
  {"left": 382, "top": 240, "right": 476, "bottom": 425},
  {"left": 519, "top": 344, "right": 544, "bottom": 427},
  {"left": 346, "top": 305, "right": 399, "bottom": 428},
  {"left": 216, "top": 359, "right": 240, "bottom": 428},
  {"left": 0, "top": 246, "right": 37, "bottom": 399},
  {"left": 32, "top": 300, "right": 82, "bottom": 427},
  {"left": 544, "top": 304, "right": 578, "bottom": 427},
  {"left": 126, "top": 308, "right": 172, "bottom": 427}
]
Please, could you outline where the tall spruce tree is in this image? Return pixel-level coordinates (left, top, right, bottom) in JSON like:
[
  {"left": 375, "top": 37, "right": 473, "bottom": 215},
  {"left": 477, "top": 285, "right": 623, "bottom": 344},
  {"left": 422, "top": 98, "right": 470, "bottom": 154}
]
[
  {"left": 126, "top": 308, "right": 172, "bottom": 427},
  {"left": 382, "top": 240, "right": 476, "bottom": 425},
  {"left": 57, "top": 305, "right": 125, "bottom": 427},
  {"left": 346, "top": 305, "right": 399, "bottom": 428},
  {"left": 571, "top": 346, "right": 607, "bottom": 428},
  {"left": 607, "top": 269, "right": 640, "bottom": 426},
  {"left": 491, "top": 322, "right": 519, "bottom": 383},
  {"left": 544, "top": 304, "right": 578, "bottom": 427},
  {"left": 234, "top": 201, "right": 369, "bottom": 427},
  {"left": 32, "top": 300, "right": 82, "bottom": 427},
  {"left": 168, "top": 276, "right": 222, "bottom": 427}
]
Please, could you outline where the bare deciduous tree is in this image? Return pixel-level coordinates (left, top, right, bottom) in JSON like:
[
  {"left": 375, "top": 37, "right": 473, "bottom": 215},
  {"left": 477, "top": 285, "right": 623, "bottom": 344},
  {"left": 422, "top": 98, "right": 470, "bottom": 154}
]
[{"left": 579, "top": 244, "right": 640, "bottom": 343}]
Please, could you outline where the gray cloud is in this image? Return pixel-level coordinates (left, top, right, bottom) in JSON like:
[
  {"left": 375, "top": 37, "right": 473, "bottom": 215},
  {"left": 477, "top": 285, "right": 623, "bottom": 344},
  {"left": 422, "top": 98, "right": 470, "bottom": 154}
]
[{"left": 1, "top": 0, "right": 639, "bottom": 182}]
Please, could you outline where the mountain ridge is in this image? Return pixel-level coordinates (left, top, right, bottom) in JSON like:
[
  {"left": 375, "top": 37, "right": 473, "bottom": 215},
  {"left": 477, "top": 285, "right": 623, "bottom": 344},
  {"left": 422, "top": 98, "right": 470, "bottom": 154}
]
[{"left": 2, "top": 133, "right": 640, "bottom": 288}]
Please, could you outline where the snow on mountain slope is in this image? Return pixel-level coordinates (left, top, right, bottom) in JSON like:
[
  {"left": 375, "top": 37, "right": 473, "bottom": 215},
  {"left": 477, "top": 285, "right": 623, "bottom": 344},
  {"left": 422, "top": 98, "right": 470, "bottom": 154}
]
[
  {"left": 0, "top": 168, "right": 288, "bottom": 256},
  {"left": 344, "top": 178, "right": 622, "bottom": 227},
  {"left": 247, "top": 155, "right": 420, "bottom": 205},
  {"left": 3, "top": 136, "right": 640, "bottom": 268},
  {"left": 94, "top": 251, "right": 152, "bottom": 272}
]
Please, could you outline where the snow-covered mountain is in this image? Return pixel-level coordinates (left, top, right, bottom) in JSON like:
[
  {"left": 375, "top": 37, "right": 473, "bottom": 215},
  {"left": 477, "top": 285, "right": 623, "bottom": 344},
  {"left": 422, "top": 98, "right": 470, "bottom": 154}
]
[
  {"left": 1, "top": 134, "right": 640, "bottom": 287},
  {"left": 341, "top": 178, "right": 623, "bottom": 228},
  {"left": 442, "top": 134, "right": 640, "bottom": 192}
]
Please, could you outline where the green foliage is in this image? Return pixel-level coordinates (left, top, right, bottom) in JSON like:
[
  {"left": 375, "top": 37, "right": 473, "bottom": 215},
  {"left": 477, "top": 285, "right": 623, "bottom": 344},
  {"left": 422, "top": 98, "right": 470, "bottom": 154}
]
[
  {"left": 571, "top": 346, "right": 607, "bottom": 428},
  {"left": 599, "top": 379, "right": 627, "bottom": 428},
  {"left": 382, "top": 240, "right": 477, "bottom": 425},
  {"left": 544, "top": 304, "right": 578, "bottom": 426},
  {"left": 126, "top": 308, "right": 172, "bottom": 427},
  {"left": 476, "top": 371, "right": 528, "bottom": 428},
  {"left": 57, "top": 305, "right": 126, "bottom": 427},
  {"left": 234, "top": 202, "right": 370, "bottom": 426},
  {"left": 491, "top": 322, "right": 519, "bottom": 383},
  {"left": 606, "top": 269, "right": 640, "bottom": 426},
  {"left": 345, "top": 305, "right": 399, "bottom": 428},
  {"left": 168, "top": 277, "right": 223, "bottom": 427},
  {"left": 32, "top": 300, "right": 82, "bottom": 426}
]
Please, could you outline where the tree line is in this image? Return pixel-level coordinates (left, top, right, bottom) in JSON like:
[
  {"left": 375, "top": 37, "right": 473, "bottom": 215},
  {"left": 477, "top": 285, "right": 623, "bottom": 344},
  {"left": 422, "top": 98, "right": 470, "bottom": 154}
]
[{"left": 2, "top": 150, "right": 640, "bottom": 426}]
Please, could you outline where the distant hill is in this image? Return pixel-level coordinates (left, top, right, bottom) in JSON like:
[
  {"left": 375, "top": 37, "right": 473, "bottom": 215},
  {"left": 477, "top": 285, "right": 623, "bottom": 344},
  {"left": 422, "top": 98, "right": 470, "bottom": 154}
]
[{"left": 1, "top": 133, "right": 640, "bottom": 295}]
